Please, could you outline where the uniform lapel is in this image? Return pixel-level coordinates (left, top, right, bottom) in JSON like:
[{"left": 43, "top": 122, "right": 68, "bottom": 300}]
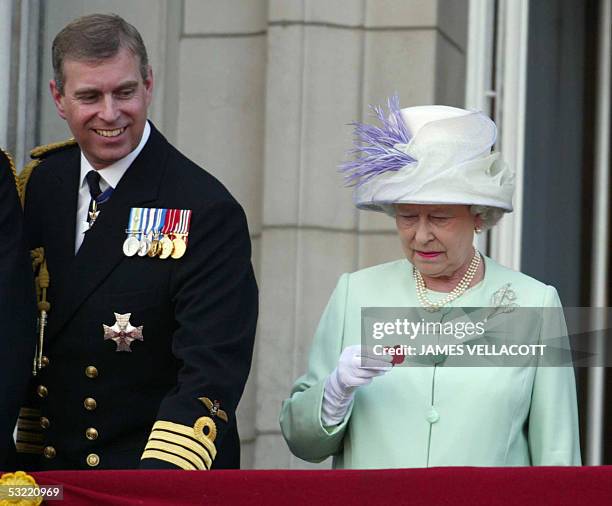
[
  {"left": 44, "top": 149, "right": 79, "bottom": 278},
  {"left": 47, "top": 125, "right": 169, "bottom": 340}
]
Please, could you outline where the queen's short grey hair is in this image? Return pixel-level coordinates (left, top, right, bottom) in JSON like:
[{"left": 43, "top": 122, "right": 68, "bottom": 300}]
[
  {"left": 469, "top": 205, "right": 504, "bottom": 230},
  {"left": 382, "top": 204, "right": 505, "bottom": 230}
]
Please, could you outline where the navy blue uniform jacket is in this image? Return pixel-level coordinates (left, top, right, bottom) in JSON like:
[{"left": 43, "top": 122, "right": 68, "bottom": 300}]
[{"left": 16, "top": 125, "right": 258, "bottom": 470}]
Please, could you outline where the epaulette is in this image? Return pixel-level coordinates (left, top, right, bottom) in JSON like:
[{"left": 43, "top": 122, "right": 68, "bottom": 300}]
[
  {"left": 30, "top": 138, "right": 77, "bottom": 159},
  {"left": 18, "top": 138, "right": 77, "bottom": 207}
]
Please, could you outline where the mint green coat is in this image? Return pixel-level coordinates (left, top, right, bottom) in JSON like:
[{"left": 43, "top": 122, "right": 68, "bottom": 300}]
[{"left": 279, "top": 256, "right": 581, "bottom": 468}]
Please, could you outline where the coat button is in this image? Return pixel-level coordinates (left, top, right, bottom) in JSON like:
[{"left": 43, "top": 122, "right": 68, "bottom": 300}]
[
  {"left": 43, "top": 446, "right": 56, "bottom": 459},
  {"left": 86, "top": 427, "right": 99, "bottom": 440},
  {"left": 86, "top": 453, "right": 100, "bottom": 467},
  {"left": 41, "top": 356, "right": 50, "bottom": 368},
  {"left": 432, "top": 353, "right": 447, "bottom": 365},
  {"left": 84, "top": 397, "right": 97, "bottom": 411},
  {"left": 85, "top": 366, "right": 98, "bottom": 379},
  {"left": 426, "top": 408, "right": 440, "bottom": 424},
  {"left": 40, "top": 417, "right": 50, "bottom": 429},
  {"left": 37, "top": 385, "right": 48, "bottom": 398}
]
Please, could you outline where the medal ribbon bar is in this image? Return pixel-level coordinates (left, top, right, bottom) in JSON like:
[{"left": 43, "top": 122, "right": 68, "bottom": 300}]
[
  {"left": 179, "top": 209, "right": 192, "bottom": 245},
  {"left": 123, "top": 208, "right": 143, "bottom": 257},
  {"left": 159, "top": 209, "right": 179, "bottom": 259}
]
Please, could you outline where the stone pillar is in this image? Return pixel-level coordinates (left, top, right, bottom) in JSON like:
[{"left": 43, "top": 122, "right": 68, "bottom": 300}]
[
  {"left": 2, "top": 0, "right": 41, "bottom": 167},
  {"left": 0, "top": 0, "right": 14, "bottom": 147}
]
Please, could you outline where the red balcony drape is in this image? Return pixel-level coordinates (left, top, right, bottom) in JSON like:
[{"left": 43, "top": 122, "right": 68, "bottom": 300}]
[{"left": 21, "top": 466, "right": 610, "bottom": 506}]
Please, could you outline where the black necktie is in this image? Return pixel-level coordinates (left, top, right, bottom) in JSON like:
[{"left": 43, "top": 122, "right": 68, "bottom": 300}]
[
  {"left": 85, "top": 170, "right": 103, "bottom": 226},
  {"left": 86, "top": 170, "right": 102, "bottom": 200}
]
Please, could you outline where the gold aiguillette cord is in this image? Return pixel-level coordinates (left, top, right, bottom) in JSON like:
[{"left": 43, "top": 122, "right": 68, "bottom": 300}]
[{"left": 31, "top": 248, "right": 50, "bottom": 376}]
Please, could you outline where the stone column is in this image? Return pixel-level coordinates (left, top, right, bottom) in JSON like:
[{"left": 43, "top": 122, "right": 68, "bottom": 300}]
[
  {"left": 2, "top": 0, "right": 41, "bottom": 167},
  {"left": 0, "top": 0, "right": 14, "bottom": 147}
]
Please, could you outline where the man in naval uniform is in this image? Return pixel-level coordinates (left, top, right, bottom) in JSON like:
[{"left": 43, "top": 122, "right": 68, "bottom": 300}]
[
  {"left": 0, "top": 149, "right": 36, "bottom": 469},
  {"left": 16, "top": 14, "right": 257, "bottom": 471}
]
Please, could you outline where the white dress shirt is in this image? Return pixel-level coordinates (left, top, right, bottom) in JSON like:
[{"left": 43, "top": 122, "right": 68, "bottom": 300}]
[{"left": 75, "top": 121, "right": 151, "bottom": 252}]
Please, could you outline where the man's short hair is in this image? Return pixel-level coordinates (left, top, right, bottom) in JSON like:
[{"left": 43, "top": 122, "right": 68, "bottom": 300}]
[{"left": 52, "top": 13, "right": 149, "bottom": 94}]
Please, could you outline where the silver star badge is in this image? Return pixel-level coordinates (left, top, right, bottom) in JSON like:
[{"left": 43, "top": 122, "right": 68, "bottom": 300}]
[
  {"left": 88, "top": 210, "right": 100, "bottom": 229},
  {"left": 103, "top": 312, "right": 144, "bottom": 352}
]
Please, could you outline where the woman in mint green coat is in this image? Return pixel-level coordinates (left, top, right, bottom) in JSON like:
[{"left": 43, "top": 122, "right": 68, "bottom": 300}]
[{"left": 279, "top": 99, "right": 581, "bottom": 468}]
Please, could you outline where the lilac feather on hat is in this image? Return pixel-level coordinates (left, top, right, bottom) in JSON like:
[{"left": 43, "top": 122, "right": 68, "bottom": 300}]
[{"left": 339, "top": 94, "right": 416, "bottom": 187}]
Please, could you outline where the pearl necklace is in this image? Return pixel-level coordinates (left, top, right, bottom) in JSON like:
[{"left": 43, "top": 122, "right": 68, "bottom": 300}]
[{"left": 413, "top": 249, "right": 481, "bottom": 312}]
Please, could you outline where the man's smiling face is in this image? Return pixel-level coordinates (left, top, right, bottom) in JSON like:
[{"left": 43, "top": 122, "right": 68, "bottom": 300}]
[{"left": 50, "top": 46, "right": 153, "bottom": 169}]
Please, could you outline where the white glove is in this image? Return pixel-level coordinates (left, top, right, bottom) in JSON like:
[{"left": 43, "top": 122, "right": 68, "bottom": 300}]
[{"left": 321, "top": 345, "right": 393, "bottom": 426}]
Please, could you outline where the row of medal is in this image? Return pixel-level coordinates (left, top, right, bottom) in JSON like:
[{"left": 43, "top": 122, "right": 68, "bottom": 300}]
[{"left": 122, "top": 208, "right": 192, "bottom": 259}]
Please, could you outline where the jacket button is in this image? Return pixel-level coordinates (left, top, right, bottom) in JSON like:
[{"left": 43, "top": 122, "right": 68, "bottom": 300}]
[
  {"left": 85, "top": 366, "right": 98, "bottom": 379},
  {"left": 86, "top": 453, "right": 100, "bottom": 467},
  {"left": 426, "top": 408, "right": 440, "bottom": 424},
  {"left": 43, "top": 446, "right": 56, "bottom": 459},
  {"left": 40, "top": 417, "right": 50, "bottom": 429},
  {"left": 37, "top": 385, "right": 48, "bottom": 398},
  {"left": 84, "top": 398, "right": 97, "bottom": 411},
  {"left": 432, "top": 353, "right": 447, "bottom": 365},
  {"left": 41, "top": 356, "right": 50, "bottom": 368},
  {"left": 86, "top": 427, "right": 99, "bottom": 440}
]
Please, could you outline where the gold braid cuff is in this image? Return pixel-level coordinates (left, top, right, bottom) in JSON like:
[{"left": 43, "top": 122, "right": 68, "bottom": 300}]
[
  {"left": 147, "top": 430, "right": 213, "bottom": 469},
  {"left": 143, "top": 440, "right": 208, "bottom": 470},
  {"left": 141, "top": 450, "right": 198, "bottom": 471},
  {"left": 141, "top": 419, "right": 218, "bottom": 470},
  {"left": 151, "top": 420, "right": 217, "bottom": 459},
  {"left": 16, "top": 407, "right": 43, "bottom": 454}
]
